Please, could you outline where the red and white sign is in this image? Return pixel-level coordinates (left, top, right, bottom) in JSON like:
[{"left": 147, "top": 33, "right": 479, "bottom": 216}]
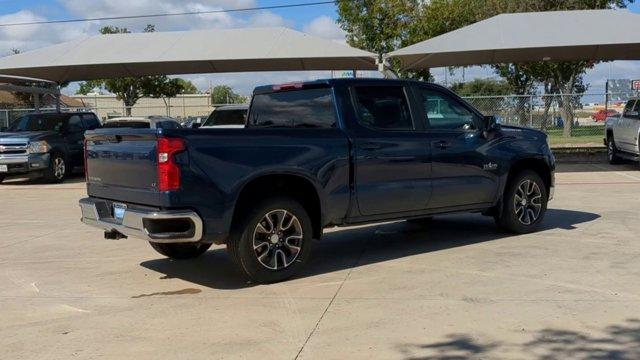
[{"left": 632, "top": 80, "right": 640, "bottom": 90}]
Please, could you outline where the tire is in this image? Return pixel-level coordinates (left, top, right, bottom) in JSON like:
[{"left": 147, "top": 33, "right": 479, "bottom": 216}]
[
  {"left": 43, "top": 153, "right": 67, "bottom": 183},
  {"left": 407, "top": 217, "right": 434, "bottom": 226},
  {"left": 149, "top": 242, "right": 212, "bottom": 260},
  {"left": 227, "top": 197, "right": 313, "bottom": 284},
  {"left": 495, "top": 170, "right": 548, "bottom": 234},
  {"left": 0, "top": 175, "right": 5, "bottom": 184},
  {"left": 607, "top": 135, "right": 622, "bottom": 165}
]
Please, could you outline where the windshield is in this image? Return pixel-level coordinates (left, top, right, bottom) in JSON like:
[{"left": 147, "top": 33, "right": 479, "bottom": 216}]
[
  {"left": 203, "top": 109, "right": 247, "bottom": 126},
  {"left": 9, "top": 114, "right": 66, "bottom": 132}
]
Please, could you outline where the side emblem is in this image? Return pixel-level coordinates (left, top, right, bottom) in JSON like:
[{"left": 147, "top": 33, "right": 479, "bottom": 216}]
[{"left": 483, "top": 162, "right": 498, "bottom": 171}]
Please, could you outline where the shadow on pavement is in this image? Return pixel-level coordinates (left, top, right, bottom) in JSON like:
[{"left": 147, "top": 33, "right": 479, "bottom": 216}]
[
  {"left": 1, "top": 172, "right": 85, "bottom": 186},
  {"left": 139, "top": 208, "right": 600, "bottom": 290},
  {"left": 397, "top": 318, "right": 640, "bottom": 360}
]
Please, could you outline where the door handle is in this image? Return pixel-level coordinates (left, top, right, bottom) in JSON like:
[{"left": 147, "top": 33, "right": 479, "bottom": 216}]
[
  {"left": 435, "top": 140, "right": 451, "bottom": 150},
  {"left": 360, "top": 142, "right": 382, "bottom": 151}
]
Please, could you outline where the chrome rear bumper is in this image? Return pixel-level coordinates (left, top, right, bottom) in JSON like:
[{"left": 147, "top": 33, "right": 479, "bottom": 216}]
[{"left": 79, "top": 197, "right": 203, "bottom": 243}]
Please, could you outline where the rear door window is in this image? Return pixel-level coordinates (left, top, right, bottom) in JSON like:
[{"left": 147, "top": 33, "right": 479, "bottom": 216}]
[
  {"left": 82, "top": 114, "right": 101, "bottom": 130},
  {"left": 352, "top": 86, "right": 414, "bottom": 130},
  {"left": 249, "top": 88, "right": 336, "bottom": 128},
  {"left": 67, "top": 115, "right": 84, "bottom": 132}
]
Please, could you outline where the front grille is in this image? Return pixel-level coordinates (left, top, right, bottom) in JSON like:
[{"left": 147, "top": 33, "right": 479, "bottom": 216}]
[{"left": 0, "top": 143, "right": 28, "bottom": 155}]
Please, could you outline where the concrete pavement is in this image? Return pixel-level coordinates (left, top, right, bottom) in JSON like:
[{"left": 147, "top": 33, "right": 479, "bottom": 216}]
[{"left": 1, "top": 164, "right": 639, "bottom": 359}]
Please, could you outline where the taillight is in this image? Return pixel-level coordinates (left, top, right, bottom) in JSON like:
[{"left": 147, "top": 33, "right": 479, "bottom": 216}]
[{"left": 157, "top": 137, "right": 185, "bottom": 192}]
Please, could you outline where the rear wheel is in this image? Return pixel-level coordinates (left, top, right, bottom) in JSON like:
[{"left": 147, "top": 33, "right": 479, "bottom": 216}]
[
  {"left": 149, "top": 242, "right": 212, "bottom": 259},
  {"left": 43, "top": 153, "right": 67, "bottom": 183},
  {"left": 607, "top": 135, "right": 622, "bottom": 165},
  {"left": 0, "top": 175, "right": 5, "bottom": 184},
  {"left": 495, "top": 170, "right": 548, "bottom": 234},
  {"left": 227, "top": 197, "right": 313, "bottom": 284}
]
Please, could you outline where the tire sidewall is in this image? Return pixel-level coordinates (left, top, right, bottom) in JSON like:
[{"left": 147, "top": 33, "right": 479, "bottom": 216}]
[
  {"left": 500, "top": 170, "right": 548, "bottom": 234},
  {"left": 234, "top": 197, "right": 313, "bottom": 283},
  {"left": 607, "top": 136, "right": 619, "bottom": 164}
]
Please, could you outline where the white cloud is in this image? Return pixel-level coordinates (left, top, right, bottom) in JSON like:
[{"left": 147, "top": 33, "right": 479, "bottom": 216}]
[{"left": 302, "top": 15, "right": 345, "bottom": 43}]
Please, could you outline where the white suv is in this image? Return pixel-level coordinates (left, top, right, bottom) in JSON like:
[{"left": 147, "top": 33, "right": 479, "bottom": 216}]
[{"left": 605, "top": 99, "right": 640, "bottom": 165}]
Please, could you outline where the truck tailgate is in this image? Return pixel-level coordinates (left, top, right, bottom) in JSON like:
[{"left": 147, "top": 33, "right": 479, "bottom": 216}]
[{"left": 85, "top": 129, "right": 159, "bottom": 192}]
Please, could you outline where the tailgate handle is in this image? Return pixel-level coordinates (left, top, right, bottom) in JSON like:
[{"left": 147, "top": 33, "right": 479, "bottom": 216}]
[{"left": 105, "top": 135, "right": 122, "bottom": 143}]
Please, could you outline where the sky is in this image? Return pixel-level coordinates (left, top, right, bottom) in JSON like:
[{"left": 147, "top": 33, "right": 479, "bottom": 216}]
[{"left": 1, "top": 0, "right": 640, "bottom": 99}]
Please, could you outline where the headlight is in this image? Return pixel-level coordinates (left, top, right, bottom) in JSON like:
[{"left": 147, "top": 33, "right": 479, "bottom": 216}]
[{"left": 28, "top": 141, "right": 50, "bottom": 154}]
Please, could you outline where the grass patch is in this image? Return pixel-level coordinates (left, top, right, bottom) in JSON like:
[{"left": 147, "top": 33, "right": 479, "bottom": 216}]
[{"left": 547, "top": 125, "right": 604, "bottom": 147}]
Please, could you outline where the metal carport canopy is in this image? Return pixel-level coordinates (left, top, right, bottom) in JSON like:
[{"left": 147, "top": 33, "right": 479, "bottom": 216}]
[
  {"left": 389, "top": 10, "right": 640, "bottom": 70},
  {"left": 0, "top": 27, "right": 377, "bottom": 83}
]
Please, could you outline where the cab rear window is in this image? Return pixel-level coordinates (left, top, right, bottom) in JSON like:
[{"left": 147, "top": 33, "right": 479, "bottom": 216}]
[{"left": 248, "top": 88, "right": 336, "bottom": 128}]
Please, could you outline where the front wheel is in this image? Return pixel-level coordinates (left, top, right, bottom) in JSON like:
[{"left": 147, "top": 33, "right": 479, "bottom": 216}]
[
  {"left": 607, "top": 135, "right": 622, "bottom": 165},
  {"left": 495, "top": 170, "right": 548, "bottom": 234},
  {"left": 149, "top": 242, "right": 212, "bottom": 259},
  {"left": 43, "top": 154, "right": 67, "bottom": 183},
  {"left": 227, "top": 197, "right": 313, "bottom": 284}
]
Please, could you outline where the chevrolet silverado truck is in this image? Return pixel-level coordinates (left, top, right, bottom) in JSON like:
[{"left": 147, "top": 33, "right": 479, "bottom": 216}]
[
  {"left": 0, "top": 112, "right": 101, "bottom": 184},
  {"left": 79, "top": 79, "right": 555, "bottom": 283},
  {"left": 605, "top": 98, "right": 640, "bottom": 165}
]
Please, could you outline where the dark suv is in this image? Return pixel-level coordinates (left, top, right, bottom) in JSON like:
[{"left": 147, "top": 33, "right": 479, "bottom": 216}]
[{"left": 0, "top": 112, "right": 101, "bottom": 183}]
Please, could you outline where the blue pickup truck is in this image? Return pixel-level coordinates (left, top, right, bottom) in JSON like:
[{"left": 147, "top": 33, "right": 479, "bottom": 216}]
[{"left": 79, "top": 78, "right": 555, "bottom": 283}]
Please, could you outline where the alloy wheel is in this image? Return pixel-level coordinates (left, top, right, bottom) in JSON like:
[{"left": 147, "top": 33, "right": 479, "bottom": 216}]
[
  {"left": 53, "top": 157, "right": 66, "bottom": 179},
  {"left": 252, "top": 209, "right": 303, "bottom": 270},
  {"left": 513, "top": 179, "right": 542, "bottom": 225}
]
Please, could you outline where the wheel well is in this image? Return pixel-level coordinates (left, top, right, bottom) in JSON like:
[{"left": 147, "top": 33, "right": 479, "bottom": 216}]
[
  {"left": 507, "top": 158, "right": 552, "bottom": 195},
  {"left": 231, "top": 174, "right": 323, "bottom": 240}
]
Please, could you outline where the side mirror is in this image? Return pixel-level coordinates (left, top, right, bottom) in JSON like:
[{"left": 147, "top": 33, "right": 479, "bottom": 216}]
[
  {"left": 191, "top": 123, "right": 201, "bottom": 129},
  {"left": 483, "top": 115, "right": 501, "bottom": 139},
  {"left": 484, "top": 115, "right": 501, "bottom": 131}
]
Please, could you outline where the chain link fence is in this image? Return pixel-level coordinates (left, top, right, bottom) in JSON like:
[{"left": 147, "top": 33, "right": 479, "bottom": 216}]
[
  {"left": 463, "top": 93, "right": 624, "bottom": 147},
  {"left": 0, "top": 93, "right": 625, "bottom": 148}
]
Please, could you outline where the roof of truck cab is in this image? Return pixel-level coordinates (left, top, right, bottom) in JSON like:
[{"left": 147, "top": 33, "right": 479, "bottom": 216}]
[{"left": 252, "top": 78, "right": 443, "bottom": 95}]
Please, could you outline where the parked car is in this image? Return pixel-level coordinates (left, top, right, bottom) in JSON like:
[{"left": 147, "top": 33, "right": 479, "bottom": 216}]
[
  {"left": 79, "top": 79, "right": 555, "bottom": 283},
  {"left": 103, "top": 116, "right": 182, "bottom": 130},
  {"left": 0, "top": 112, "right": 100, "bottom": 184},
  {"left": 605, "top": 98, "right": 640, "bottom": 165},
  {"left": 201, "top": 105, "right": 249, "bottom": 129},
  {"left": 592, "top": 109, "right": 620, "bottom": 122},
  {"left": 181, "top": 116, "right": 204, "bottom": 129}
]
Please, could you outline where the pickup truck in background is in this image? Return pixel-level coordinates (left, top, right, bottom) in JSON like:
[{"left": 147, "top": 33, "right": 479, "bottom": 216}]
[
  {"left": 79, "top": 79, "right": 555, "bottom": 283},
  {"left": 0, "top": 112, "right": 101, "bottom": 184},
  {"left": 606, "top": 98, "right": 640, "bottom": 165}
]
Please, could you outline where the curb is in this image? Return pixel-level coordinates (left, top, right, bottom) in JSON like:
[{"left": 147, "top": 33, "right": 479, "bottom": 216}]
[{"left": 551, "top": 146, "right": 607, "bottom": 163}]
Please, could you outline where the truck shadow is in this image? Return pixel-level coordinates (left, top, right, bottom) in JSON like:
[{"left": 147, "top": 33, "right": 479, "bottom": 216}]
[{"left": 139, "top": 208, "right": 600, "bottom": 290}]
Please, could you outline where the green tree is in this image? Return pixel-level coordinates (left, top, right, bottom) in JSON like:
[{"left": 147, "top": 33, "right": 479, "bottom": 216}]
[
  {"left": 336, "top": 0, "right": 430, "bottom": 80},
  {"left": 75, "top": 25, "right": 196, "bottom": 115},
  {"left": 450, "top": 78, "right": 513, "bottom": 97},
  {"left": 173, "top": 78, "right": 198, "bottom": 94},
  {"left": 211, "top": 85, "right": 246, "bottom": 104}
]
